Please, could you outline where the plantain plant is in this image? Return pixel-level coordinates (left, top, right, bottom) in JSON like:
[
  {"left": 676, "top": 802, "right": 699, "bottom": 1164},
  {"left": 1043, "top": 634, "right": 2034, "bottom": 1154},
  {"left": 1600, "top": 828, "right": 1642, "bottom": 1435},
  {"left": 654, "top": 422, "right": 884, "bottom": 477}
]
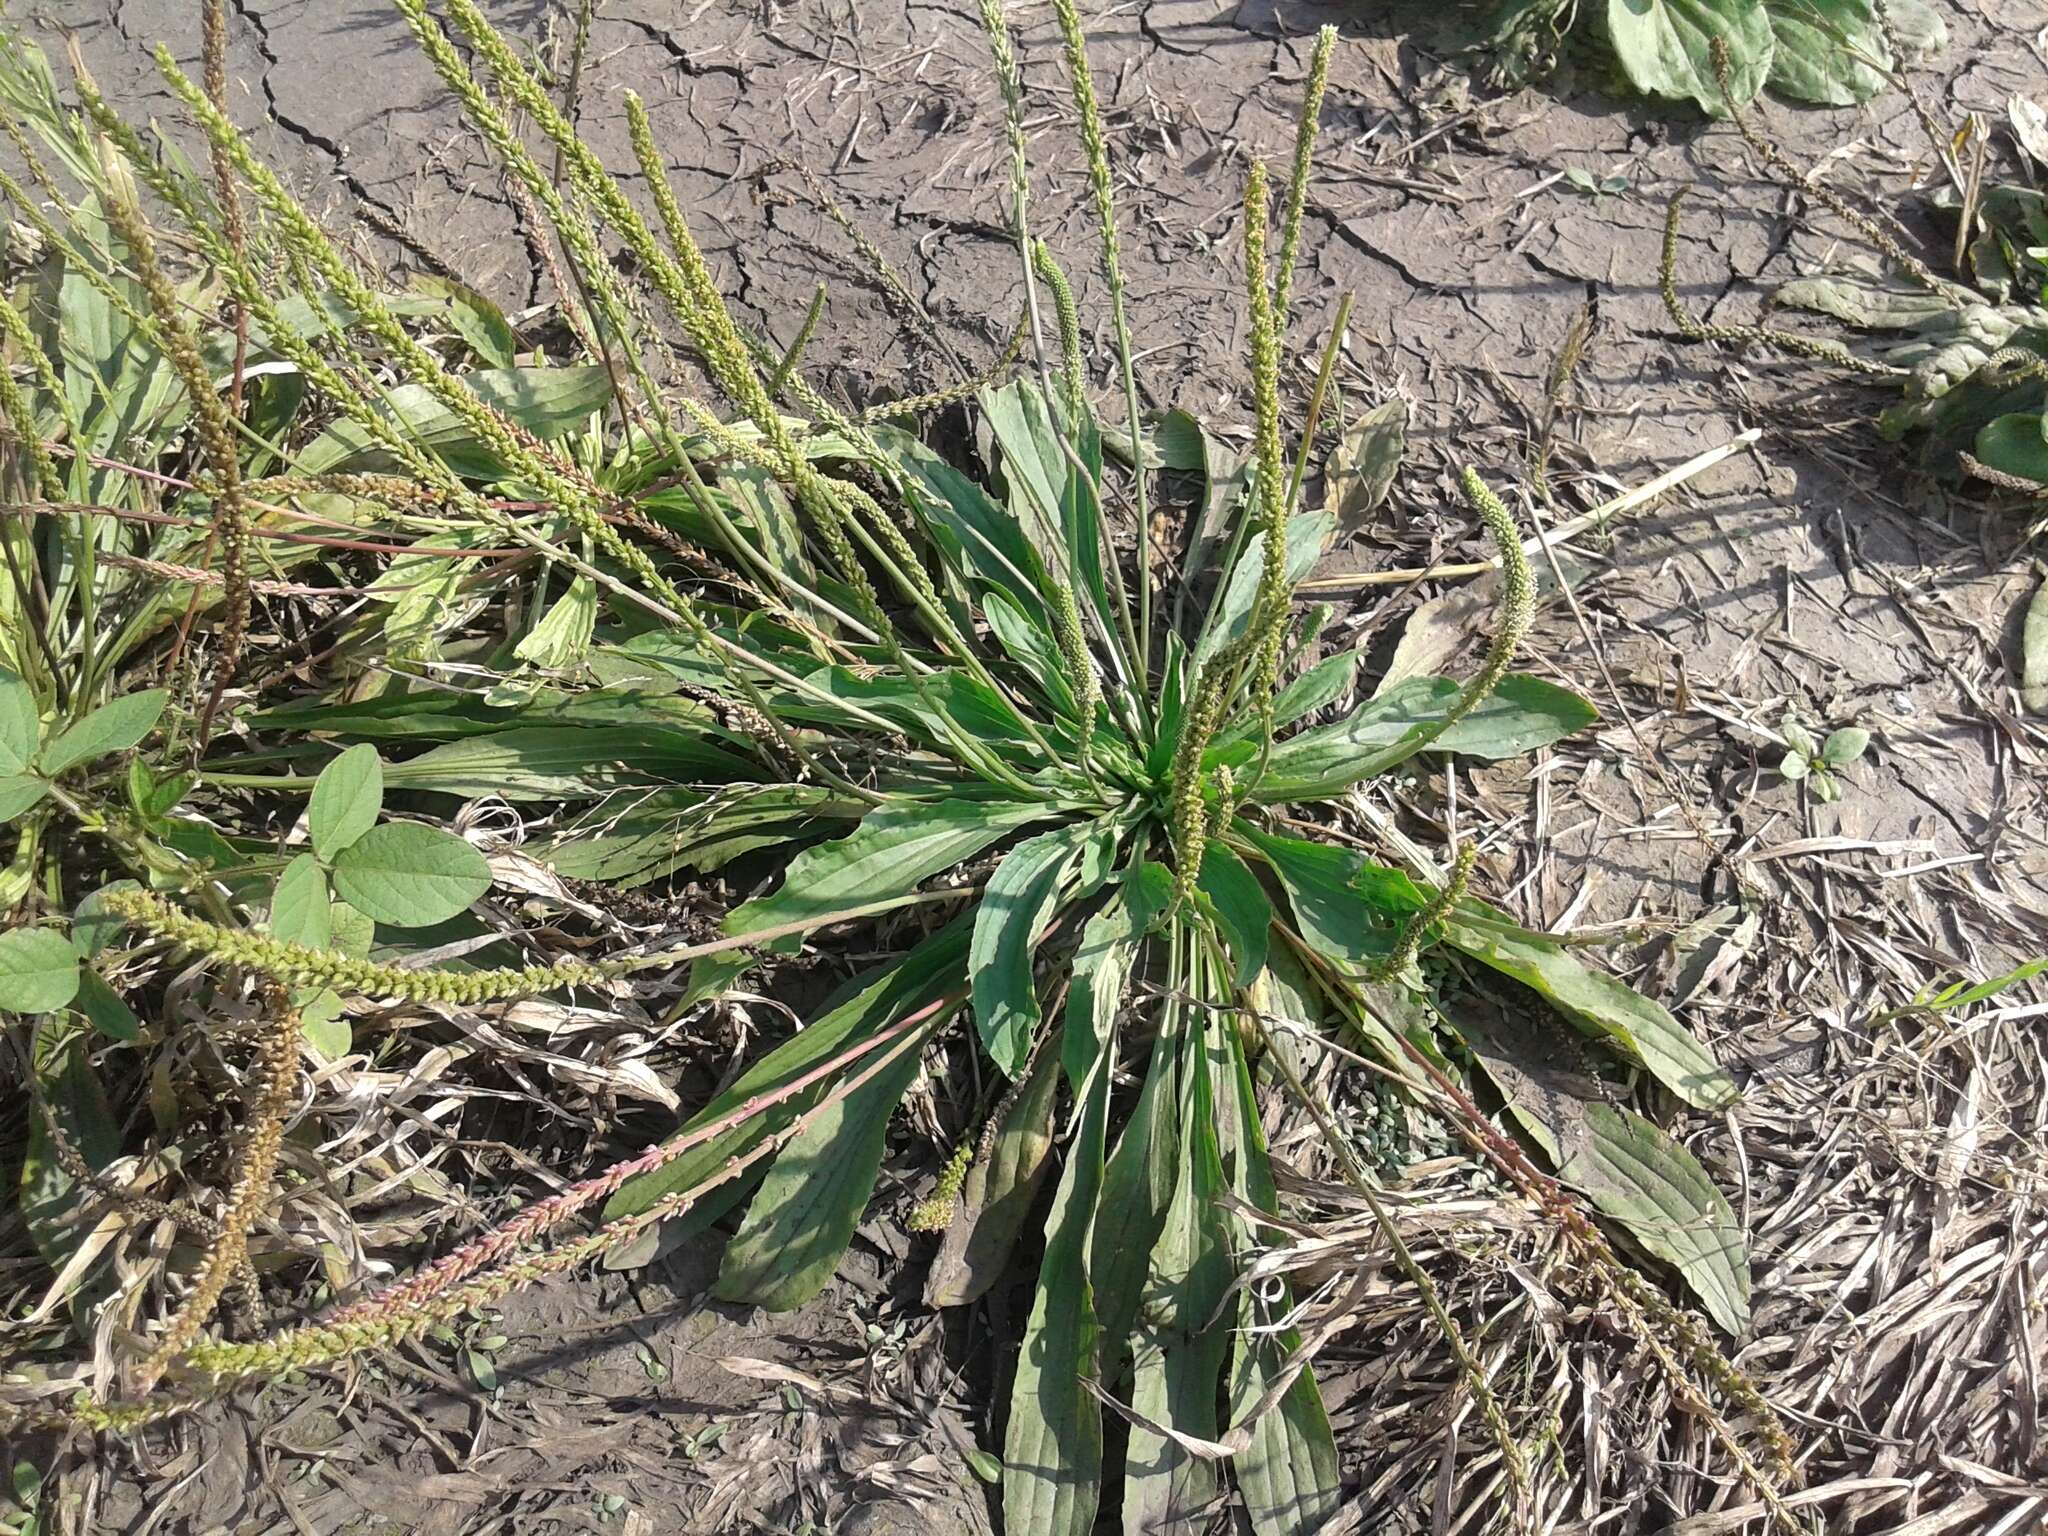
[
  {"left": 0, "top": 4, "right": 1798, "bottom": 1530},
  {"left": 1661, "top": 41, "right": 2048, "bottom": 495},
  {"left": 1479, "top": 0, "right": 1946, "bottom": 115}
]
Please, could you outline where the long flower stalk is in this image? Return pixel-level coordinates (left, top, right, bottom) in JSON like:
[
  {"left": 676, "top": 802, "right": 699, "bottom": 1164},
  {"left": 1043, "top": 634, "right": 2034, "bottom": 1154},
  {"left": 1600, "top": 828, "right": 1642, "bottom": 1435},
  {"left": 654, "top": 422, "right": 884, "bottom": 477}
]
[{"left": 1049, "top": 0, "right": 1156, "bottom": 691}]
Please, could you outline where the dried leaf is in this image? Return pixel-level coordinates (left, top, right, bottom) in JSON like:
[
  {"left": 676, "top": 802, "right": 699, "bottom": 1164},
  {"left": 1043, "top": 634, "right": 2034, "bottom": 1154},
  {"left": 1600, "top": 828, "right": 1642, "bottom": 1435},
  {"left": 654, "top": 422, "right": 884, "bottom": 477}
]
[
  {"left": 925, "top": 1046, "right": 1061, "bottom": 1306},
  {"left": 1325, "top": 398, "right": 1407, "bottom": 536},
  {"left": 2010, "top": 96, "right": 2048, "bottom": 167}
]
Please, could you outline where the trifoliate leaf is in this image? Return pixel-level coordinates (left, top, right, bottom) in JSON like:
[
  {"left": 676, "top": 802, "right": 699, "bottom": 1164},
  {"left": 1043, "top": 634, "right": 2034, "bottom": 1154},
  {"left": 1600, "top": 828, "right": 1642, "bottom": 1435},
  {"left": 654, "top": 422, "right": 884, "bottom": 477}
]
[{"left": 0, "top": 775, "right": 49, "bottom": 823}]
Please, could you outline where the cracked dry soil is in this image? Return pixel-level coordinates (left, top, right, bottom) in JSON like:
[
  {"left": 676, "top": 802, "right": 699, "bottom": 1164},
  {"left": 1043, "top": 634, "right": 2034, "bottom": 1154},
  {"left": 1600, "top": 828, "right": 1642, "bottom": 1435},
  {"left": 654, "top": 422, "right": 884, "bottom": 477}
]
[{"left": 18, "top": 0, "right": 2048, "bottom": 1531}]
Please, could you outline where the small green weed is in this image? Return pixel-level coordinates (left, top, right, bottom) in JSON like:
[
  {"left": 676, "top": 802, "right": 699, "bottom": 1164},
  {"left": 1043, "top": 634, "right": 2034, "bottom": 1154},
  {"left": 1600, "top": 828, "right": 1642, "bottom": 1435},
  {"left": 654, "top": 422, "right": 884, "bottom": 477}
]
[
  {"left": 1661, "top": 43, "right": 2048, "bottom": 493},
  {"left": 1775, "top": 718, "right": 1869, "bottom": 802}
]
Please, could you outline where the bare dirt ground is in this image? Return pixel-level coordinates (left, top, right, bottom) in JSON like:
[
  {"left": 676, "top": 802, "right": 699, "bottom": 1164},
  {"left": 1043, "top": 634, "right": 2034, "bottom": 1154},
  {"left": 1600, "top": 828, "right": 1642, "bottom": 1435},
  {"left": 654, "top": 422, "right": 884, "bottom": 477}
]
[{"left": 13, "top": 0, "right": 2048, "bottom": 1531}]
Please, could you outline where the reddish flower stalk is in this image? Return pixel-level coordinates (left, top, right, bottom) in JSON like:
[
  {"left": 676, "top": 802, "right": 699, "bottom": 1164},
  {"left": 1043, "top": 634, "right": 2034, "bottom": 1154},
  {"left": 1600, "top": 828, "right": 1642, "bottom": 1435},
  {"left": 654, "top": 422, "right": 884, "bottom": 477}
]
[
  {"left": 175, "top": 996, "right": 962, "bottom": 1389},
  {"left": 323, "top": 995, "right": 953, "bottom": 1324}
]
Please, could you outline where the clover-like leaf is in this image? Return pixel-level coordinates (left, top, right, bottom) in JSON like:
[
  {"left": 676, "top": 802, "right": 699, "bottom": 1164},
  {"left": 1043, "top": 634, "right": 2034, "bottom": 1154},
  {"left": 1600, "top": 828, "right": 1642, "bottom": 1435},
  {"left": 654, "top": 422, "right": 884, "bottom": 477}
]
[
  {"left": 309, "top": 743, "right": 384, "bottom": 860},
  {"left": 71, "top": 882, "right": 143, "bottom": 958},
  {"left": 329, "top": 822, "right": 491, "bottom": 928}
]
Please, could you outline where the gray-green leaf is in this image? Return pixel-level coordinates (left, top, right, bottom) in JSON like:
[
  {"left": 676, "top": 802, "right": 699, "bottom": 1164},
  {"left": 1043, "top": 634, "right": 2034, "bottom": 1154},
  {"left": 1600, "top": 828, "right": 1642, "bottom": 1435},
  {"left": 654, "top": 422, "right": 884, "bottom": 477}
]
[
  {"left": 328, "top": 822, "right": 491, "bottom": 928},
  {"left": 0, "top": 775, "right": 49, "bottom": 823},
  {"left": 1605, "top": 0, "right": 1774, "bottom": 114},
  {"left": 1325, "top": 397, "right": 1407, "bottom": 537},
  {"left": 1819, "top": 727, "right": 1869, "bottom": 767}
]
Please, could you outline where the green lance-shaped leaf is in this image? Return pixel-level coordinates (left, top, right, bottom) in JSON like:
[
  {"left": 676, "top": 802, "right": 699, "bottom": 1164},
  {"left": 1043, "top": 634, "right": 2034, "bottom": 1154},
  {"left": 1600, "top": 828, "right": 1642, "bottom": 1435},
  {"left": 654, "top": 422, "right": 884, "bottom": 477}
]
[
  {"left": 727, "top": 796, "right": 1057, "bottom": 958},
  {"left": 1123, "top": 1020, "right": 1233, "bottom": 1531},
  {"left": 1005, "top": 1024, "right": 1120, "bottom": 1536},
  {"left": 2023, "top": 577, "right": 2048, "bottom": 716},
  {"left": 1458, "top": 999, "right": 1749, "bottom": 1331},
  {"left": 1444, "top": 908, "right": 1738, "bottom": 1111},
  {"left": 1064, "top": 863, "right": 1170, "bottom": 1095},
  {"left": 1092, "top": 1012, "right": 1183, "bottom": 1358},
  {"left": 1248, "top": 828, "right": 1733, "bottom": 1109},
  {"left": 1222, "top": 1031, "right": 1340, "bottom": 1536},
  {"left": 604, "top": 923, "right": 970, "bottom": 1231},
  {"left": 294, "top": 365, "right": 613, "bottom": 476},
  {"left": 512, "top": 576, "right": 599, "bottom": 671},
  {"left": 716, "top": 1022, "right": 931, "bottom": 1310},
  {"left": 1242, "top": 828, "right": 1419, "bottom": 975},
  {"left": 381, "top": 725, "right": 753, "bottom": 802},
  {"left": 1192, "top": 513, "right": 1334, "bottom": 674},
  {"left": 972, "top": 820, "right": 1115, "bottom": 1076},
  {"left": 925, "top": 1044, "right": 1062, "bottom": 1307},
  {"left": 1253, "top": 673, "right": 1597, "bottom": 802},
  {"left": 1195, "top": 845, "right": 1271, "bottom": 990}
]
